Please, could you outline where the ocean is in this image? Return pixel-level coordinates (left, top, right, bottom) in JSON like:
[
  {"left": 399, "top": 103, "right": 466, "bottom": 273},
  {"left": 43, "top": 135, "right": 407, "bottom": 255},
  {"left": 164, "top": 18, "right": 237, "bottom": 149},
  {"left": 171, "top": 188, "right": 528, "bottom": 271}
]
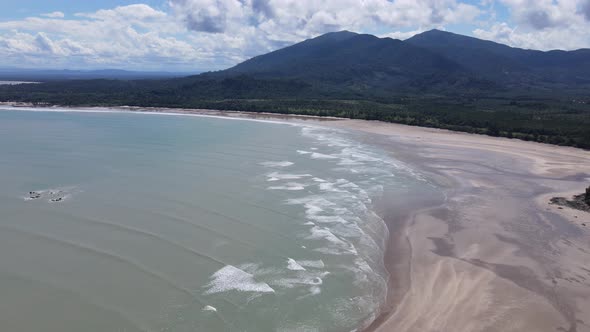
[{"left": 0, "top": 107, "right": 435, "bottom": 331}]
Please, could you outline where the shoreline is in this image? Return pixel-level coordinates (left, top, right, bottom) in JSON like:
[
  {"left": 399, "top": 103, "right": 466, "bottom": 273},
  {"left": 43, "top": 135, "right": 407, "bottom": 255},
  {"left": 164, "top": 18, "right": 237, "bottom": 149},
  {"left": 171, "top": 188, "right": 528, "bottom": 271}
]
[
  {"left": 2, "top": 104, "right": 590, "bottom": 331},
  {"left": 3, "top": 101, "right": 587, "bottom": 152},
  {"left": 0, "top": 102, "right": 346, "bottom": 122},
  {"left": 328, "top": 119, "right": 590, "bottom": 332}
]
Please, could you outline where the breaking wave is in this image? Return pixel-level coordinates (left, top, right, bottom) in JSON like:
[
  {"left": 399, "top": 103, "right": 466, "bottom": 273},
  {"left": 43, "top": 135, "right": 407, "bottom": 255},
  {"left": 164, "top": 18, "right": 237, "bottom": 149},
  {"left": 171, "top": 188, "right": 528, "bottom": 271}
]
[{"left": 203, "top": 124, "right": 426, "bottom": 330}]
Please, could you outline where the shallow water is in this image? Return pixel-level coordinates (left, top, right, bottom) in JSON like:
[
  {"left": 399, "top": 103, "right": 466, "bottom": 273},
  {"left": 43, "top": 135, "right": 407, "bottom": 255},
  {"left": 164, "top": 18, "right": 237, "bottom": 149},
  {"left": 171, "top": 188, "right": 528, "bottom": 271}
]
[{"left": 0, "top": 107, "right": 436, "bottom": 331}]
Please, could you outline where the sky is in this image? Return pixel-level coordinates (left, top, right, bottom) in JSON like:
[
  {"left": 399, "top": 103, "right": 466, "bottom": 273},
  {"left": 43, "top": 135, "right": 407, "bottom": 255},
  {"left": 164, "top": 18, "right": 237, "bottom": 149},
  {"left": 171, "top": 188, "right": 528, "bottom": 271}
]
[{"left": 1, "top": 0, "right": 589, "bottom": 71}]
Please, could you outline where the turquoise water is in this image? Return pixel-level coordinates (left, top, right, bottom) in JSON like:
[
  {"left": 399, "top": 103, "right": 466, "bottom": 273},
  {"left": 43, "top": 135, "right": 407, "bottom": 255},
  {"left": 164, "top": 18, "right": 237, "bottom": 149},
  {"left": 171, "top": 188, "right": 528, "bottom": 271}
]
[{"left": 0, "top": 107, "right": 431, "bottom": 332}]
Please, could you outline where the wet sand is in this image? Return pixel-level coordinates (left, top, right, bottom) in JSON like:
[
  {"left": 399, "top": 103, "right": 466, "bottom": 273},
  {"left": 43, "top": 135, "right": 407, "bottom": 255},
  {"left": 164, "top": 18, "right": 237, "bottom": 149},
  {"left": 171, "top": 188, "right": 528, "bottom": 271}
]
[
  {"left": 325, "top": 119, "right": 590, "bottom": 332},
  {"left": 3, "top": 103, "right": 590, "bottom": 331}
]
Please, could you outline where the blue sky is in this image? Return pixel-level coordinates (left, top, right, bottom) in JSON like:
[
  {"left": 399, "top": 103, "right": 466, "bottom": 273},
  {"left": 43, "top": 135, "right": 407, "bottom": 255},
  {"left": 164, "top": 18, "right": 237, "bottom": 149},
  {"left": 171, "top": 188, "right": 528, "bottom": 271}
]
[
  {"left": 0, "top": 0, "right": 167, "bottom": 19},
  {"left": 0, "top": 0, "right": 588, "bottom": 71}
]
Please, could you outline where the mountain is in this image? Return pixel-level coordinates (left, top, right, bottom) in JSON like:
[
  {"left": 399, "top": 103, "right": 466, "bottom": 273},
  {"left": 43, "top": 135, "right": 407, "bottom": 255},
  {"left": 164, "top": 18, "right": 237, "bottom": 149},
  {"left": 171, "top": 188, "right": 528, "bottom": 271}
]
[
  {"left": 207, "top": 31, "right": 494, "bottom": 94},
  {"left": 187, "top": 29, "right": 590, "bottom": 95},
  {"left": 4, "top": 30, "right": 589, "bottom": 95},
  {"left": 406, "top": 29, "right": 590, "bottom": 88}
]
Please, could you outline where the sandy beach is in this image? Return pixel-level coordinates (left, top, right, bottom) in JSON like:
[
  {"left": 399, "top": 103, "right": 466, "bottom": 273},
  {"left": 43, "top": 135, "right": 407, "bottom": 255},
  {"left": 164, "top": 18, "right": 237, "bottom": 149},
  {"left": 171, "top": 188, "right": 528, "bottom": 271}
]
[
  {"left": 2, "top": 104, "right": 590, "bottom": 331},
  {"left": 325, "top": 119, "right": 590, "bottom": 332}
]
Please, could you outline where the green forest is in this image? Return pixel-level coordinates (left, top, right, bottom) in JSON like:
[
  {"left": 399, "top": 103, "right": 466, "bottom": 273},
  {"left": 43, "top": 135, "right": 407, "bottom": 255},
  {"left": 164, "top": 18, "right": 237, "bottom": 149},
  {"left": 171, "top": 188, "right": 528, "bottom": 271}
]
[{"left": 0, "top": 77, "right": 588, "bottom": 149}]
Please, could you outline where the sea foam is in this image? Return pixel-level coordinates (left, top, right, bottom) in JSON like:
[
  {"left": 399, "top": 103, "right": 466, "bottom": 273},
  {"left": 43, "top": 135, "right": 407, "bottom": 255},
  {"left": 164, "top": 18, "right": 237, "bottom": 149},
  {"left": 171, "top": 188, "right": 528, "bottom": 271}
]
[
  {"left": 202, "top": 305, "right": 217, "bottom": 312},
  {"left": 260, "top": 161, "right": 294, "bottom": 168},
  {"left": 287, "top": 258, "right": 306, "bottom": 271},
  {"left": 267, "top": 172, "right": 312, "bottom": 182},
  {"left": 203, "top": 123, "right": 423, "bottom": 330},
  {"left": 204, "top": 265, "right": 275, "bottom": 295},
  {"left": 268, "top": 182, "right": 307, "bottom": 191}
]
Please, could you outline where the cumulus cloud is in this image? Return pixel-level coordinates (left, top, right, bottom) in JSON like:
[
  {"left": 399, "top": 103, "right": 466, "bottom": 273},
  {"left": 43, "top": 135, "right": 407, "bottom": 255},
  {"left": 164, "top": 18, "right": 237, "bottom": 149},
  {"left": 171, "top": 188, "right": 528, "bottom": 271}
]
[
  {"left": 474, "top": 22, "right": 590, "bottom": 50},
  {"left": 251, "top": 0, "right": 275, "bottom": 18},
  {"left": 580, "top": 0, "right": 590, "bottom": 20},
  {"left": 165, "top": 0, "right": 483, "bottom": 60},
  {"left": 169, "top": 0, "right": 246, "bottom": 33},
  {"left": 498, "top": 0, "right": 576, "bottom": 30},
  {"left": 0, "top": 5, "right": 204, "bottom": 69},
  {"left": 473, "top": 0, "right": 590, "bottom": 50},
  {"left": 34, "top": 33, "right": 59, "bottom": 54},
  {"left": 169, "top": 0, "right": 482, "bottom": 35}
]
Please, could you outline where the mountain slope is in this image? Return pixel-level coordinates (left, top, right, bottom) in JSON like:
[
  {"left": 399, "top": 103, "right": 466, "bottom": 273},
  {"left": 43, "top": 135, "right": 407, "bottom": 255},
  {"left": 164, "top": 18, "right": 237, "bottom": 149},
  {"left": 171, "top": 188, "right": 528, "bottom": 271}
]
[
  {"left": 212, "top": 31, "right": 493, "bottom": 94},
  {"left": 407, "top": 29, "right": 590, "bottom": 87},
  {"left": 226, "top": 31, "right": 360, "bottom": 74},
  {"left": 171, "top": 30, "right": 590, "bottom": 95}
]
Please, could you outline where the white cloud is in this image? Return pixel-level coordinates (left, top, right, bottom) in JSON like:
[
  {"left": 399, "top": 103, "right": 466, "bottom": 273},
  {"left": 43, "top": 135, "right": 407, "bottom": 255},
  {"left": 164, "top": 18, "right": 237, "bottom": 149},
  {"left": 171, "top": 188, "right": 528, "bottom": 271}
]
[
  {"left": 41, "top": 11, "right": 65, "bottom": 18},
  {"left": 473, "top": 0, "right": 590, "bottom": 50},
  {"left": 169, "top": 0, "right": 247, "bottom": 33},
  {"left": 380, "top": 29, "right": 428, "bottom": 40},
  {"left": 34, "top": 32, "right": 60, "bottom": 54},
  {"left": 474, "top": 21, "right": 590, "bottom": 50},
  {"left": 80, "top": 4, "right": 166, "bottom": 20},
  {"left": 169, "top": 0, "right": 482, "bottom": 35},
  {"left": 581, "top": 0, "right": 590, "bottom": 20},
  {"left": 0, "top": 5, "right": 202, "bottom": 69},
  {"left": 498, "top": 0, "right": 580, "bottom": 29}
]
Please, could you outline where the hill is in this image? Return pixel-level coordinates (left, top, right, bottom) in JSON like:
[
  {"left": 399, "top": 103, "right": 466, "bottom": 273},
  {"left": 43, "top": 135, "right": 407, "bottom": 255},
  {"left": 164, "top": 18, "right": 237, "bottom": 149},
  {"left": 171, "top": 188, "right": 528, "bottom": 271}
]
[
  {"left": 216, "top": 31, "right": 491, "bottom": 94},
  {"left": 406, "top": 29, "right": 590, "bottom": 92}
]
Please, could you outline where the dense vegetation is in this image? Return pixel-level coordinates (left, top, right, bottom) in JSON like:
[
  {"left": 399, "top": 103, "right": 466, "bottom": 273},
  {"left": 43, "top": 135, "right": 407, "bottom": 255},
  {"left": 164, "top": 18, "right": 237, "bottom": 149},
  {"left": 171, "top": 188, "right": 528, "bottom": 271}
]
[
  {"left": 2, "top": 79, "right": 587, "bottom": 148},
  {"left": 0, "top": 30, "right": 589, "bottom": 149}
]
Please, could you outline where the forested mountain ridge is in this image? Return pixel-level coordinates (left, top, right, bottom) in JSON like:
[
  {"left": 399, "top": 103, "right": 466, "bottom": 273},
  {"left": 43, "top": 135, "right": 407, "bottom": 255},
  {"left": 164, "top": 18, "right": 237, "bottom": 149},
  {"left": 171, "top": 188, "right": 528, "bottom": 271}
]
[
  {"left": 217, "top": 31, "right": 488, "bottom": 94},
  {"left": 406, "top": 29, "right": 590, "bottom": 91},
  {"left": 166, "top": 29, "right": 590, "bottom": 98}
]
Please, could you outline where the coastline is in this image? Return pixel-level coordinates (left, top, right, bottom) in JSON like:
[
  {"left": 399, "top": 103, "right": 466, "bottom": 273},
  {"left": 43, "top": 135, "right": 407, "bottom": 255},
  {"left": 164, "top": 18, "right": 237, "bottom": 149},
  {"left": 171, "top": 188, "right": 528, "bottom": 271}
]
[
  {"left": 2, "top": 103, "right": 590, "bottom": 331},
  {"left": 0, "top": 102, "right": 346, "bottom": 123},
  {"left": 328, "top": 119, "right": 590, "bottom": 332}
]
